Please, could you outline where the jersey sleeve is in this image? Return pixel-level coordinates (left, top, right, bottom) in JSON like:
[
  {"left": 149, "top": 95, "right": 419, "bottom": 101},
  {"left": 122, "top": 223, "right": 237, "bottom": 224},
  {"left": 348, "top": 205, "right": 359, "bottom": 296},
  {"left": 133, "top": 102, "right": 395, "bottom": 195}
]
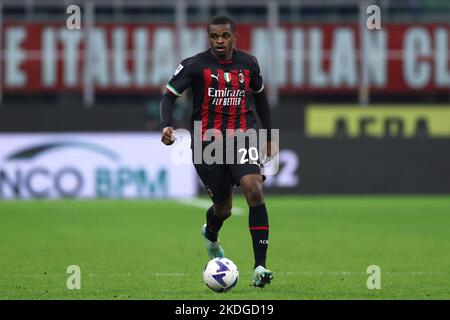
[
  {"left": 249, "top": 56, "right": 265, "bottom": 94},
  {"left": 165, "top": 58, "right": 195, "bottom": 97}
]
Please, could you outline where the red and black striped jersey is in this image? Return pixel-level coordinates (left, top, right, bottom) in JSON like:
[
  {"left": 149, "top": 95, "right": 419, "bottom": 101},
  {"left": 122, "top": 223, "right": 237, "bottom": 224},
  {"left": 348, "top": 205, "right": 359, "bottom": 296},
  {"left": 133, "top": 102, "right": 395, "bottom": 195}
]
[{"left": 165, "top": 49, "right": 264, "bottom": 140}]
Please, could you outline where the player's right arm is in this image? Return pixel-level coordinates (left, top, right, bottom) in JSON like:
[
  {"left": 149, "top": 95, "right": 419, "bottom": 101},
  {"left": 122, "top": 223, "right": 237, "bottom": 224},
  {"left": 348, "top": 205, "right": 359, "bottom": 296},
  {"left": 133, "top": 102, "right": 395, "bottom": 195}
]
[
  {"left": 159, "top": 58, "right": 194, "bottom": 145},
  {"left": 160, "top": 93, "right": 176, "bottom": 145}
]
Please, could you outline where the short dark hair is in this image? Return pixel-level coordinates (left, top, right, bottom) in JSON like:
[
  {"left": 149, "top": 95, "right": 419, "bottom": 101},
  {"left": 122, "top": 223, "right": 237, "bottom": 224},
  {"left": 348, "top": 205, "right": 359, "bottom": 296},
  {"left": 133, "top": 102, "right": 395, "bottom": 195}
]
[{"left": 207, "top": 15, "right": 236, "bottom": 33}]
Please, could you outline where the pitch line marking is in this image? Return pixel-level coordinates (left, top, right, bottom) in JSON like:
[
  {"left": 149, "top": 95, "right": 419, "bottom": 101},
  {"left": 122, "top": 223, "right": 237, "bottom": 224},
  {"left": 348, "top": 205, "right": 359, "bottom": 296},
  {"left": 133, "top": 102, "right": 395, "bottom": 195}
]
[{"left": 6, "top": 271, "right": 447, "bottom": 278}]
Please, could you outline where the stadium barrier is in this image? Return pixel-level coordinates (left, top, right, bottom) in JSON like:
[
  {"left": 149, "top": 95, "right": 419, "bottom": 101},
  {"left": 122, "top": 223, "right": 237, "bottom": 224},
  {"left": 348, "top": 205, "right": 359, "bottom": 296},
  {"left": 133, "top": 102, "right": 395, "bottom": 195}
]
[
  {"left": 0, "top": 133, "right": 197, "bottom": 199},
  {"left": 298, "top": 137, "right": 450, "bottom": 194},
  {"left": 305, "top": 105, "right": 450, "bottom": 139},
  {"left": 240, "top": 105, "right": 450, "bottom": 194}
]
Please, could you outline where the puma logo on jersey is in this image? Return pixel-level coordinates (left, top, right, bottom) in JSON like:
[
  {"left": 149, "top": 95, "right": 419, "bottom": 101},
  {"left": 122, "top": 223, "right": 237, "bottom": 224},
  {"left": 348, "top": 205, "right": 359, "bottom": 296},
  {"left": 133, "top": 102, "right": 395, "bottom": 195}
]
[{"left": 211, "top": 74, "right": 219, "bottom": 81}]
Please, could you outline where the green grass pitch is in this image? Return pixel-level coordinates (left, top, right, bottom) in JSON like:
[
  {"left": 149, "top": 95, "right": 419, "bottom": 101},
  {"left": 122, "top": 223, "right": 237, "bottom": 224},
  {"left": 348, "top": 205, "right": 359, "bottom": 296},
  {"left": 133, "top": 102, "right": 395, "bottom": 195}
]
[{"left": 0, "top": 196, "right": 449, "bottom": 299}]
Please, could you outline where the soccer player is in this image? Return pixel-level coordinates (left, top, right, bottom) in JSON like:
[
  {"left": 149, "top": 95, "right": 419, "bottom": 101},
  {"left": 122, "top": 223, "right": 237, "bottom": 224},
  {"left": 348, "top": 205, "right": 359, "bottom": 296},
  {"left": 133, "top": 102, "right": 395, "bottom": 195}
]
[{"left": 160, "top": 15, "right": 277, "bottom": 288}]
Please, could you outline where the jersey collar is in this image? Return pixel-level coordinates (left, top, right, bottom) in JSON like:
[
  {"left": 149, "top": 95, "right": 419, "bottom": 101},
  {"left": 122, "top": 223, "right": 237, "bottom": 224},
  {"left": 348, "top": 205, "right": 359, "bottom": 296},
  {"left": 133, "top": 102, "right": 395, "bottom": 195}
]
[{"left": 209, "top": 48, "right": 236, "bottom": 64}]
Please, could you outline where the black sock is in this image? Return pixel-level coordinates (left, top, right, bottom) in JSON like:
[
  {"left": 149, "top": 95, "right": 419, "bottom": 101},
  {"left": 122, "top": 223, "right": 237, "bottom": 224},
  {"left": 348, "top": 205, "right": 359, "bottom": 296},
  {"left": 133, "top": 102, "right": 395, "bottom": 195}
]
[
  {"left": 249, "top": 203, "right": 269, "bottom": 269},
  {"left": 205, "top": 206, "right": 224, "bottom": 242}
]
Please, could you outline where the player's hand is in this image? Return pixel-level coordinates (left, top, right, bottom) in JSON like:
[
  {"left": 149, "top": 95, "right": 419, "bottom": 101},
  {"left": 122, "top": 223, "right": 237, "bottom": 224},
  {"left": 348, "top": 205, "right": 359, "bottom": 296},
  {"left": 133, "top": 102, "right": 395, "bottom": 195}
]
[
  {"left": 262, "top": 140, "right": 279, "bottom": 164},
  {"left": 267, "top": 140, "right": 278, "bottom": 158},
  {"left": 161, "top": 127, "right": 175, "bottom": 145}
]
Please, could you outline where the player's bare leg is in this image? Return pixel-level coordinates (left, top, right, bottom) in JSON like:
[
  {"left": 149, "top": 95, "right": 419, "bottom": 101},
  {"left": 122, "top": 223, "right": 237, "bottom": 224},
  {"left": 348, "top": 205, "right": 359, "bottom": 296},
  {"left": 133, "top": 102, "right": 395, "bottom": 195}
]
[
  {"left": 240, "top": 174, "right": 273, "bottom": 288},
  {"left": 202, "top": 196, "right": 232, "bottom": 259}
]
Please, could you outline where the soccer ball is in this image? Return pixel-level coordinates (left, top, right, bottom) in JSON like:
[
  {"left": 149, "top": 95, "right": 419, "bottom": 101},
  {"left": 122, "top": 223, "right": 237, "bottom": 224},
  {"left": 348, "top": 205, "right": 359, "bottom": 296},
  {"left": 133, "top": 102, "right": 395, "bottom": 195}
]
[{"left": 203, "top": 257, "right": 239, "bottom": 293}]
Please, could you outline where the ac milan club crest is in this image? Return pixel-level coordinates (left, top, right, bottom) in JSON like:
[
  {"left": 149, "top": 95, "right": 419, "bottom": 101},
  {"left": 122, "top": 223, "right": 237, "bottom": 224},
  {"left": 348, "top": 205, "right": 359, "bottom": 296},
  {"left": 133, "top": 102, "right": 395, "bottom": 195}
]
[{"left": 239, "top": 72, "right": 244, "bottom": 83}]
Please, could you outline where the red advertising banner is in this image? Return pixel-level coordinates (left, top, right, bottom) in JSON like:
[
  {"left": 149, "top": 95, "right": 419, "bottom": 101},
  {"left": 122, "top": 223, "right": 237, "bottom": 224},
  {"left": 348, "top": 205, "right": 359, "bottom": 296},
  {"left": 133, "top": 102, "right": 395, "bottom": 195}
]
[{"left": 1, "top": 22, "right": 449, "bottom": 93}]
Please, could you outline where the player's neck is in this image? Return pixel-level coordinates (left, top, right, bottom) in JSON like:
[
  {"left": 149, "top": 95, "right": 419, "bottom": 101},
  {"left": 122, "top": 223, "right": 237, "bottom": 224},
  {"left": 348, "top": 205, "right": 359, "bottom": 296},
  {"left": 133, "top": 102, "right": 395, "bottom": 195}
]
[{"left": 210, "top": 48, "right": 234, "bottom": 61}]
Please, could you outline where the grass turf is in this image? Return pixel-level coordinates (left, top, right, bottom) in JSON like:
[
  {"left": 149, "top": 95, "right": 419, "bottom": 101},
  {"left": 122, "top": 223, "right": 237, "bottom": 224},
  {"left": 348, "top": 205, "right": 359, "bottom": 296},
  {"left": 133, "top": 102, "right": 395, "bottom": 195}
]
[{"left": 0, "top": 196, "right": 449, "bottom": 299}]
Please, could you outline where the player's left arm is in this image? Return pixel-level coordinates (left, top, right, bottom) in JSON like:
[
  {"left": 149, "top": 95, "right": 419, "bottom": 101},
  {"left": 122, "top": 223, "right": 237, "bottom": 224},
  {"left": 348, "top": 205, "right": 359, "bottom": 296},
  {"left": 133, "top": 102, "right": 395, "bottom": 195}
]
[
  {"left": 254, "top": 90, "right": 278, "bottom": 159},
  {"left": 250, "top": 58, "right": 278, "bottom": 158}
]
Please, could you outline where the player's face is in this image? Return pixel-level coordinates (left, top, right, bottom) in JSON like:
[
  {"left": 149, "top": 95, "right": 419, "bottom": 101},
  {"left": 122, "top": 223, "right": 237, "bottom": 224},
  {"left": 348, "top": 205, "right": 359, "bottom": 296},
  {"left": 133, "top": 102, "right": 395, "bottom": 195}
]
[{"left": 208, "top": 24, "right": 236, "bottom": 60}]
